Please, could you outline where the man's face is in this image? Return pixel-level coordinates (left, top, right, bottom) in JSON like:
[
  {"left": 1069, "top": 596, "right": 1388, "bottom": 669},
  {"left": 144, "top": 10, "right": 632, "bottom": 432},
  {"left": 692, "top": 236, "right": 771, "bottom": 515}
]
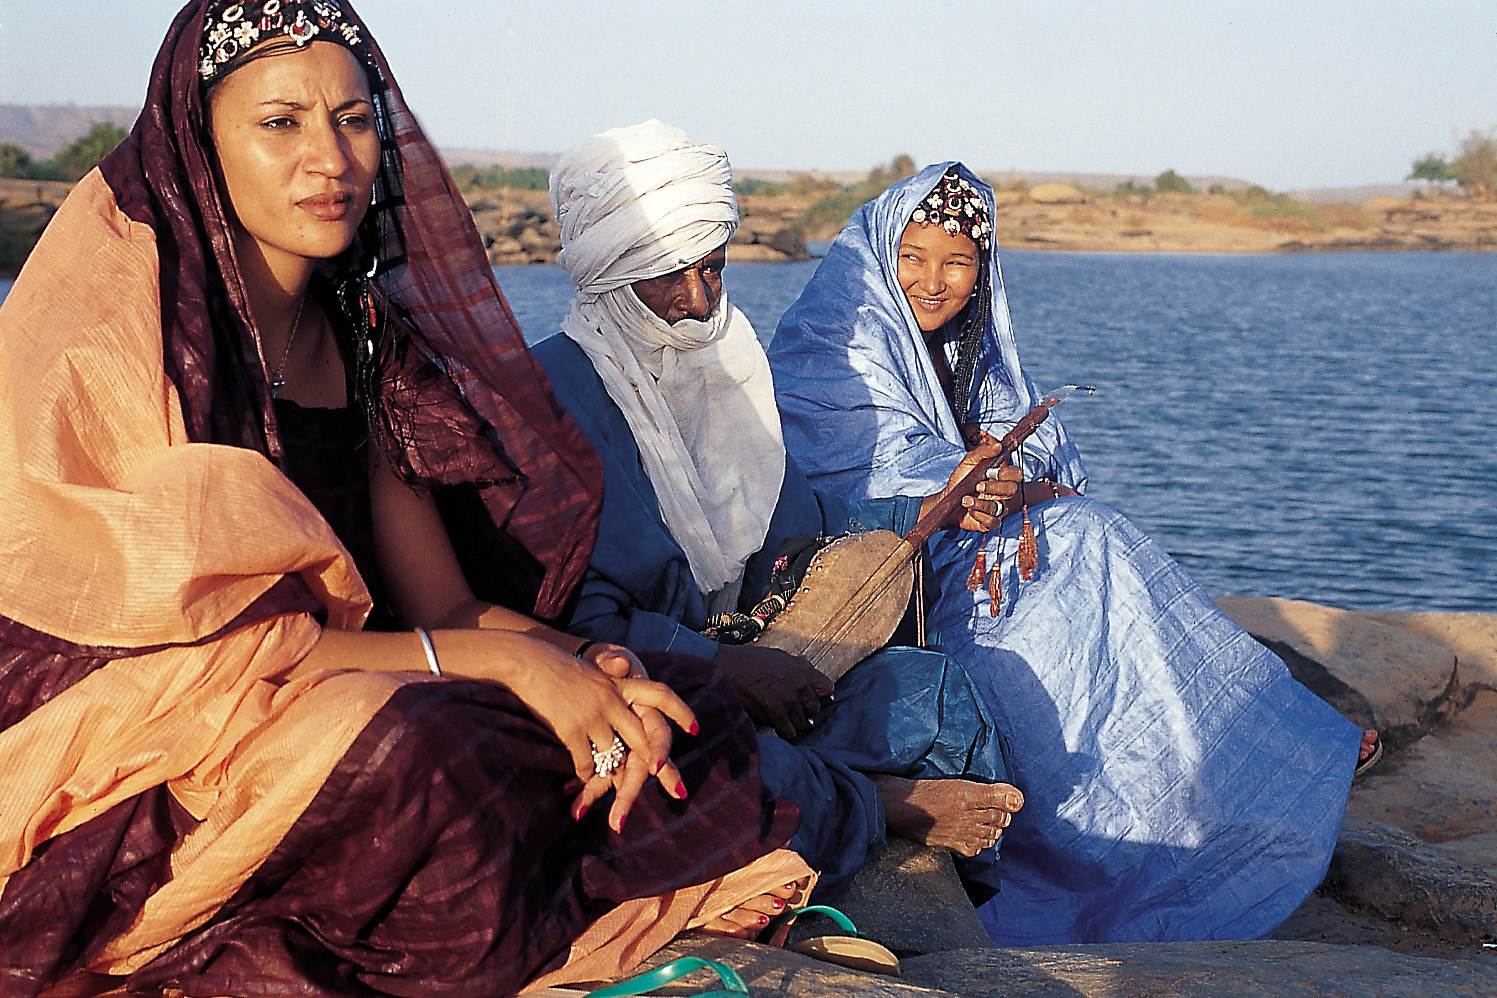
[{"left": 631, "top": 244, "right": 726, "bottom": 323}]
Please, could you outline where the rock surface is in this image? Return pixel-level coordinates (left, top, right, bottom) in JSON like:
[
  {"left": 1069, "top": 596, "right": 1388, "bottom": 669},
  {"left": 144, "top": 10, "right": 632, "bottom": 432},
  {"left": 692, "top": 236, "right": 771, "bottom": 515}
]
[
  {"left": 540, "top": 934, "right": 1497, "bottom": 997},
  {"left": 819, "top": 837, "right": 992, "bottom": 955},
  {"left": 1215, "top": 596, "right": 1456, "bottom": 735},
  {"left": 1362, "top": 610, "right": 1497, "bottom": 690}
]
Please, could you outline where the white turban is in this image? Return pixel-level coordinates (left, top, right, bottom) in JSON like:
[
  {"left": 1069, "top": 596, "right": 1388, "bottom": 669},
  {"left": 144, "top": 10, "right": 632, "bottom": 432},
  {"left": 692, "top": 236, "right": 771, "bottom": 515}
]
[
  {"left": 551, "top": 121, "right": 785, "bottom": 600},
  {"left": 551, "top": 120, "right": 740, "bottom": 293}
]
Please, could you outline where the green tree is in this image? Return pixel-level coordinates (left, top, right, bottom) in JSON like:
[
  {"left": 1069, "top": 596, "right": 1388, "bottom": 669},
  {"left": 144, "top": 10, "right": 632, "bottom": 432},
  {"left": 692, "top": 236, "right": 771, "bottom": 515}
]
[
  {"left": 1407, "top": 153, "right": 1450, "bottom": 184},
  {"left": 0, "top": 142, "right": 35, "bottom": 178},
  {"left": 1154, "top": 169, "right": 1195, "bottom": 194},
  {"left": 51, "top": 123, "right": 130, "bottom": 181},
  {"left": 1449, "top": 129, "right": 1497, "bottom": 197}
]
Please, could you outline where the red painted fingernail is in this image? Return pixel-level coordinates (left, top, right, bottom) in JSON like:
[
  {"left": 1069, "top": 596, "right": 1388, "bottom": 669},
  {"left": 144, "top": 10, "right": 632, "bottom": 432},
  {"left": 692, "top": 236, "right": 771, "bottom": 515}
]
[
  {"left": 675, "top": 781, "right": 688, "bottom": 798},
  {"left": 689, "top": 721, "right": 700, "bottom": 736},
  {"left": 652, "top": 758, "right": 664, "bottom": 775},
  {"left": 758, "top": 914, "right": 768, "bottom": 926},
  {"left": 572, "top": 799, "right": 589, "bottom": 821},
  {"left": 772, "top": 898, "right": 785, "bottom": 910}
]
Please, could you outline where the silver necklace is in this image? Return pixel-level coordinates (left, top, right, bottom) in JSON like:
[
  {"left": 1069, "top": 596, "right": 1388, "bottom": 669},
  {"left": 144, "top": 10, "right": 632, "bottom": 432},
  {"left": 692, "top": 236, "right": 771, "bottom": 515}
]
[{"left": 269, "top": 296, "right": 306, "bottom": 399}]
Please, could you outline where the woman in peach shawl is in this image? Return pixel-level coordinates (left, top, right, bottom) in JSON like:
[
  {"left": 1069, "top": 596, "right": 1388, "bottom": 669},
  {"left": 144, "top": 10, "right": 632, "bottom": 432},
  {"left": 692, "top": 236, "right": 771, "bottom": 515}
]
[{"left": 0, "top": 2, "right": 806, "bottom": 995}]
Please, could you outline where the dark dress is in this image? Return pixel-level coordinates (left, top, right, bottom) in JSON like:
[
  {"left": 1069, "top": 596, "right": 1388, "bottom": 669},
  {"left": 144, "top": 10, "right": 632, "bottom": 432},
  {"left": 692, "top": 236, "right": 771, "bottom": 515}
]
[{"left": 0, "top": 401, "right": 796, "bottom": 998}]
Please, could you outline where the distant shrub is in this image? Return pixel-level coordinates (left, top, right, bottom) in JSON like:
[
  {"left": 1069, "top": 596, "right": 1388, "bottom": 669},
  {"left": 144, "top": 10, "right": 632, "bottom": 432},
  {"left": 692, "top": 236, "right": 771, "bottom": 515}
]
[
  {"left": 1154, "top": 169, "right": 1196, "bottom": 194},
  {"left": 51, "top": 123, "right": 129, "bottom": 180},
  {"left": 1406, "top": 129, "right": 1496, "bottom": 197},
  {"left": 0, "top": 223, "right": 39, "bottom": 273},
  {"left": 786, "top": 173, "right": 845, "bottom": 198},
  {"left": 0, "top": 141, "right": 66, "bottom": 181},
  {"left": 450, "top": 164, "right": 550, "bottom": 191},
  {"left": 1230, "top": 186, "right": 1329, "bottom": 230},
  {"left": 1450, "top": 130, "right": 1497, "bottom": 197},
  {"left": 733, "top": 177, "right": 788, "bottom": 197},
  {"left": 0, "top": 143, "right": 35, "bottom": 179},
  {"left": 798, "top": 155, "right": 918, "bottom": 235},
  {"left": 1407, "top": 153, "right": 1451, "bottom": 185}
]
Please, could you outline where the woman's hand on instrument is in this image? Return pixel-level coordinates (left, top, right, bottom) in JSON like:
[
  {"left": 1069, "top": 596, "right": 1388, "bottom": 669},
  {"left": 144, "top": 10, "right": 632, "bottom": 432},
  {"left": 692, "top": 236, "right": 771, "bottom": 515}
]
[
  {"left": 926, "top": 443, "right": 1020, "bottom": 532},
  {"left": 712, "top": 643, "right": 833, "bottom": 739}
]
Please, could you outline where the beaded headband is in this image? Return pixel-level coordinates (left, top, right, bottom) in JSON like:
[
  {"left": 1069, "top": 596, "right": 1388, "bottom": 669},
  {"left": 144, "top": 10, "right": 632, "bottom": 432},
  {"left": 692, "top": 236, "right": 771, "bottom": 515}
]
[
  {"left": 199, "top": 0, "right": 370, "bottom": 85},
  {"left": 909, "top": 168, "right": 992, "bottom": 253}
]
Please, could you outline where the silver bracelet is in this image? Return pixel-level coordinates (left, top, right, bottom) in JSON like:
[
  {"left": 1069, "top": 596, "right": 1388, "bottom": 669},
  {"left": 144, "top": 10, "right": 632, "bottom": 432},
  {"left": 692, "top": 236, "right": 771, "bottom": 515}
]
[{"left": 415, "top": 627, "right": 442, "bottom": 677}]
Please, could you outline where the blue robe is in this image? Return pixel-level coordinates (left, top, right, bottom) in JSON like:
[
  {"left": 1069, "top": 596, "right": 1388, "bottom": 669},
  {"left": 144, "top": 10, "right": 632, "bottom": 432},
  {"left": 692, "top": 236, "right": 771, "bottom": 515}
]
[
  {"left": 767, "top": 162, "right": 1362, "bottom": 942},
  {"left": 533, "top": 333, "right": 1012, "bottom": 900}
]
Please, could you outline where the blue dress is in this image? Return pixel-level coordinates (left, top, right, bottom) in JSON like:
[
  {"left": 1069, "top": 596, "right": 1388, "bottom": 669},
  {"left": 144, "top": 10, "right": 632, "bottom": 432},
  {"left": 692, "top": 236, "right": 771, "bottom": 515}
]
[
  {"left": 767, "top": 163, "right": 1362, "bottom": 942},
  {"left": 533, "top": 332, "right": 1012, "bottom": 900}
]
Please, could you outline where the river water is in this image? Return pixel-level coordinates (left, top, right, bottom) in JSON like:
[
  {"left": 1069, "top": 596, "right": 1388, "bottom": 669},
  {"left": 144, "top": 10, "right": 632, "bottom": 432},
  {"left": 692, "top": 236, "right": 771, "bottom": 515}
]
[{"left": 4, "top": 250, "right": 1492, "bottom": 611}]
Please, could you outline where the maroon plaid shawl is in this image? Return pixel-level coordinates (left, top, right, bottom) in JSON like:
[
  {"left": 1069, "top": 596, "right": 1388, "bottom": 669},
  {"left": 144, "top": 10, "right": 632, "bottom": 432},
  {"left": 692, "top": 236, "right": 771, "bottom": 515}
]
[{"left": 100, "top": 0, "right": 602, "bottom": 621}]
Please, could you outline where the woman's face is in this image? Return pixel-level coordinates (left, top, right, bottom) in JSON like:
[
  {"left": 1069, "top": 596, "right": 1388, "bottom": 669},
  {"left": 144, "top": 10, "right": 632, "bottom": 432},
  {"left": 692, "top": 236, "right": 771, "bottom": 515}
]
[
  {"left": 897, "top": 221, "right": 980, "bottom": 333},
  {"left": 209, "top": 41, "right": 379, "bottom": 277}
]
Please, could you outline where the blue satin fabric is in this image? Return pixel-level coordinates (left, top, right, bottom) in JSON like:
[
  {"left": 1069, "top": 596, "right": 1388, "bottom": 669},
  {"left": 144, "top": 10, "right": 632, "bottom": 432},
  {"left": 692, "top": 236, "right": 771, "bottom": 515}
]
[
  {"left": 767, "top": 164, "right": 1362, "bottom": 942},
  {"left": 533, "top": 332, "right": 1012, "bottom": 900}
]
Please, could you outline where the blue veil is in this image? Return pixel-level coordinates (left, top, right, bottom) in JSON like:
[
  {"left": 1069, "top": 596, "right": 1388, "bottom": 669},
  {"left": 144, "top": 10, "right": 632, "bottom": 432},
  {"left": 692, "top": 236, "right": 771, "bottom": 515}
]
[
  {"left": 767, "top": 163, "right": 1361, "bottom": 944},
  {"left": 769, "top": 162, "right": 1086, "bottom": 502}
]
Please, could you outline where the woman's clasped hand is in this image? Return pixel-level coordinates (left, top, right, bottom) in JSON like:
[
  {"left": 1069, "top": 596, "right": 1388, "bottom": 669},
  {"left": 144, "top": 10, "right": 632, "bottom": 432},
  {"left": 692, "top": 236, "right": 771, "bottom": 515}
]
[{"left": 404, "top": 629, "right": 699, "bottom": 832}]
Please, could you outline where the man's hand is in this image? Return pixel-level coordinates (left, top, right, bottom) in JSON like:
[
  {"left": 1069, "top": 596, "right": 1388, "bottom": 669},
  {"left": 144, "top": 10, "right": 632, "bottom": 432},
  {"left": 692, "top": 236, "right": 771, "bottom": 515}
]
[{"left": 712, "top": 643, "right": 833, "bottom": 739}]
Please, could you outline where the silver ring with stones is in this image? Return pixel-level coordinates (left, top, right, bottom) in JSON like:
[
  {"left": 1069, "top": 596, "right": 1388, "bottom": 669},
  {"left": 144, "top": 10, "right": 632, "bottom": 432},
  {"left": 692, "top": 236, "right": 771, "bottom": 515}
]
[{"left": 591, "top": 734, "right": 627, "bottom": 778}]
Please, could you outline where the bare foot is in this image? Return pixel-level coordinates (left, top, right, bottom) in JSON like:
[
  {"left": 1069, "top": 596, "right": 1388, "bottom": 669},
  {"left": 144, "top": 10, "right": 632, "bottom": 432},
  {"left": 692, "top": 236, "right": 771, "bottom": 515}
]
[
  {"left": 875, "top": 775, "right": 1024, "bottom": 857},
  {"left": 1359, "top": 729, "right": 1380, "bottom": 762},
  {"left": 698, "top": 877, "right": 811, "bottom": 941}
]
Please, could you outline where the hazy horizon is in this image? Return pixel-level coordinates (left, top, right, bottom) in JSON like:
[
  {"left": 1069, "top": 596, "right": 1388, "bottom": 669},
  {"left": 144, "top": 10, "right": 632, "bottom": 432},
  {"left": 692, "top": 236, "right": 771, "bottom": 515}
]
[{"left": 2, "top": 0, "right": 1493, "bottom": 192}]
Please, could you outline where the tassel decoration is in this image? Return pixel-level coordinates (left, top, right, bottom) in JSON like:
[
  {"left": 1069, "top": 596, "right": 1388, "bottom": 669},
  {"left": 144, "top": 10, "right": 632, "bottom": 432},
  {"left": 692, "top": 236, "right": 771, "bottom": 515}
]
[
  {"left": 1017, "top": 507, "right": 1038, "bottom": 581},
  {"left": 967, "top": 548, "right": 987, "bottom": 591},
  {"left": 987, "top": 566, "right": 1002, "bottom": 616}
]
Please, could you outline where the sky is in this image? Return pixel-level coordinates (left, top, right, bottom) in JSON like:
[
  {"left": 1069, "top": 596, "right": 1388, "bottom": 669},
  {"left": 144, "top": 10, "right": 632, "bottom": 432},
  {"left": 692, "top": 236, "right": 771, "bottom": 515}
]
[{"left": 1, "top": 0, "right": 1494, "bottom": 191}]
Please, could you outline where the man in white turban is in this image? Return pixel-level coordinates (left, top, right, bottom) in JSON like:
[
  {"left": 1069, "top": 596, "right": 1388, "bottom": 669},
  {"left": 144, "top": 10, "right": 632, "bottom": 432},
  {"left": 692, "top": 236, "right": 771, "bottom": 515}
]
[{"left": 533, "top": 121, "right": 1024, "bottom": 901}]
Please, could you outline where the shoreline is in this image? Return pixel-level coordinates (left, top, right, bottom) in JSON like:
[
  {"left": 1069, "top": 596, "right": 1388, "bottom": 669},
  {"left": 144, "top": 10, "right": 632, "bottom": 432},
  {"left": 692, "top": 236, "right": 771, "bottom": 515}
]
[{"left": 4, "top": 177, "right": 1494, "bottom": 278}]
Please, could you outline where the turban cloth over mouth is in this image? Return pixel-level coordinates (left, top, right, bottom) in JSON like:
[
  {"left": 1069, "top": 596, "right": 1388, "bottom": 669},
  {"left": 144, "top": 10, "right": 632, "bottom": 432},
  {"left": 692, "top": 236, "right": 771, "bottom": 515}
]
[{"left": 550, "top": 121, "right": 785, "bottom": 599}]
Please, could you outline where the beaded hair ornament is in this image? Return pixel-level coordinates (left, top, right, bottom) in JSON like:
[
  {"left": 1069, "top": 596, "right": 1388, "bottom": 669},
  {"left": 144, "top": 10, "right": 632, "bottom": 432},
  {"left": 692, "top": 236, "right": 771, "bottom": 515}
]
[
  {"left": 199, "top": 0, "right": 371, "bottom": 84},
  {"left": 909, "top": 168, "right": 993, "bottom": 254}
]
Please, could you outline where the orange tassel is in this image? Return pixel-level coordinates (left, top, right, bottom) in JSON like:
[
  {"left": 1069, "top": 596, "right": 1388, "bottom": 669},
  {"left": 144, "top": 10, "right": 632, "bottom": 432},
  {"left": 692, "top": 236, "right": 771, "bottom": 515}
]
[
  {"left": 967, "top": 548, "right": 987, "bottom": 591},
  {"left": 987, "top": 567, "right": 1002, "bottom": 616},
  {"left": 1017, "top": 508, "right": 1038, "bottom": 580}
]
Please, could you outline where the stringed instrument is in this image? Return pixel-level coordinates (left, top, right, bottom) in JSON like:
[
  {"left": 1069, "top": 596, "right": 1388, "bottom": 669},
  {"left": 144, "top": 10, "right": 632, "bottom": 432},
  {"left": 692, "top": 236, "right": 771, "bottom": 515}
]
[{"left": 753, "top": 387, "right": 1091, "bottom": 680}]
